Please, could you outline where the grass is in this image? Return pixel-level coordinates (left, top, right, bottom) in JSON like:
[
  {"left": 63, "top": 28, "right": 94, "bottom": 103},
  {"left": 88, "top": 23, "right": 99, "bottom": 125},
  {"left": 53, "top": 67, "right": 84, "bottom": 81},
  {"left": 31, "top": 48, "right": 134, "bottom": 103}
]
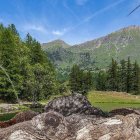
[
  {"left": 0, "top": 112, "right": 17, "bottom": 121},
  {"left": 87, "top": 91, "right": 140, "bottom": 111}
]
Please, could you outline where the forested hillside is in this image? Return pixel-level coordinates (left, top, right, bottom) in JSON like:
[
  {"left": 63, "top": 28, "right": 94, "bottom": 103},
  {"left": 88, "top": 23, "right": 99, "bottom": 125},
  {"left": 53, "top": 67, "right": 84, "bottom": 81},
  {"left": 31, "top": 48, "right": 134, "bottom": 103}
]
[
  {"left": 0, "top": 24, "right": 57, "bottom": 103},
  {"left": 43, "top": 26, "right": 140, "bottom": 81}
]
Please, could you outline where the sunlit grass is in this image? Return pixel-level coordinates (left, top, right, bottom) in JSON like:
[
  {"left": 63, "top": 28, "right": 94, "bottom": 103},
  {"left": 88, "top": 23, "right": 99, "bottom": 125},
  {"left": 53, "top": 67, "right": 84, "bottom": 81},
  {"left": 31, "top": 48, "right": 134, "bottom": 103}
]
[{"left": 87, "top": 91, "right": 140, "bottom": 111}]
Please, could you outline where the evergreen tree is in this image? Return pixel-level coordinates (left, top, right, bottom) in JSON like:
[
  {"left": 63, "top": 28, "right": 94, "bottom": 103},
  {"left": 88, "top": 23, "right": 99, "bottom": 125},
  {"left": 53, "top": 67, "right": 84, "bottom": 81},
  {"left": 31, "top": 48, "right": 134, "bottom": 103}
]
[
  {"left": 132, "top": 61, "right": 140, "bottom": 94},
  {"left": 126, "top": 57, "right": 133, "bottom": 93},
  {"left": 69, "top": 64, "right": 81, "bottom": 92},
  {"left": 69, "top": 65, "right": 92, "bottom": 94},
  {"left": 95, "top": 58, "right": 140, "bottom": 94},
  {"left": 107, "top": 58, "right": 118, "bottom": 91},
  {"left": 96, "top": 71, "right": 107, "bottom": 91},
  {"left": 24, "top": 34, "right": 58, "bottom": 101},
  {"left": 0, "top": 28, "right": 22, "bottom": 102},
  {"left": 0, "top": 24, "right": 58, "bottom": 102},
  {"left": 118, "top": 59, "right": 127, "bottom": 92},
  {"left": 8, "top": 24, "right": 19, "bottom": 37},
  {"left": 85, "top": 71, "right": 93, "bottom": 91}
]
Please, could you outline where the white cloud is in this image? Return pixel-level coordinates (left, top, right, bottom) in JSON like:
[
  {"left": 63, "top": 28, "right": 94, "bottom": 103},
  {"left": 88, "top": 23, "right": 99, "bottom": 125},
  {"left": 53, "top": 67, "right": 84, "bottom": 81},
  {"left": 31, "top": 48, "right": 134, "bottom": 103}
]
[
  {"left": 52, "top": 28, "right": 68, "bottom": 36},
  {"left": 76, "top": 0, "right": 89, "bottom": 5},
  {"left": 22, "top": 24, "right": 47, "bottom": 33}
]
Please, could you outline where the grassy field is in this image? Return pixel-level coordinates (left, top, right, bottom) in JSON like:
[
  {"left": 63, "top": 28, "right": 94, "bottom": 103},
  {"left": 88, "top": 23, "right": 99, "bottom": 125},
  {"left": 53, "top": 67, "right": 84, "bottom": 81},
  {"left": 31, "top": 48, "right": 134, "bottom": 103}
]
[{"left": 87, "top": 91, "right": 140, "bottom": 111}]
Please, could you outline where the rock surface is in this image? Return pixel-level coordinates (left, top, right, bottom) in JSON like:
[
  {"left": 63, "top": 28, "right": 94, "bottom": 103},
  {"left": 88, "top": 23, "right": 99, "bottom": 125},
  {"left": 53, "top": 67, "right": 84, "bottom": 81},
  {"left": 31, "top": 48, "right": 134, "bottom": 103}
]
[
  {"left": 45, "top": 93, "right": 106, "bottom": 117},
  {"left": 0, "top": 111, "right": 140, "bottom": 140},
  {"left": 109, "top": 108, "right": 140, "bottom": 116},
  {"left": 0, "top": 94, "right": 140, "bottom": 140},
  {"left": 0, "top": 110, "right": 38, "bottom": 128}
]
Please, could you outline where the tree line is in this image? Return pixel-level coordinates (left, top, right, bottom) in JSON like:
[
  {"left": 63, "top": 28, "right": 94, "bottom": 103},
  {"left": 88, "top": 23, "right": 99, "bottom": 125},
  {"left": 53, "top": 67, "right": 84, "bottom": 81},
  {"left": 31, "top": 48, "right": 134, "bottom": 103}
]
[
  {"left": 69, "top": 58, "right": 140, "bottom": 95},
  {"left": 69, "top": 64, "right": 92, "bottom": 94},
  {"left": 0, "top": 24, "right": 58, "bottom": 102},
  {"left": 96, "top": 58, "right": 140, "bottom": 94}
]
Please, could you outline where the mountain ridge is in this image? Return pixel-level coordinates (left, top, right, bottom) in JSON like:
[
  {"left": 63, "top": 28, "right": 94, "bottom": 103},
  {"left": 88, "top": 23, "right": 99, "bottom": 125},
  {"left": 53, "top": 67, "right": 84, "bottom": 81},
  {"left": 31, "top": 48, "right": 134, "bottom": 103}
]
[
  {"left": 42, "top": 25, "right": 140, "bottom": 73},
  {"left": 42, "top": 39, "right": 70, "bottom": 50},
  {"left": 42, "top": 25, "right": 140, "bottom": 48}
]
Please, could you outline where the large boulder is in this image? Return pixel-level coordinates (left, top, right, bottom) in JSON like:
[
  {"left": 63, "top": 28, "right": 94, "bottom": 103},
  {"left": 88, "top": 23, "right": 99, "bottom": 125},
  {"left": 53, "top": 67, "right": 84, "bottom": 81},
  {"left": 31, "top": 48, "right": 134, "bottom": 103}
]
[
  {"left": 0, "top": 110, "right": 140, "bottom": 140},
  {"left": 45, "top": 93, "right": 107, "bottom": 117}
]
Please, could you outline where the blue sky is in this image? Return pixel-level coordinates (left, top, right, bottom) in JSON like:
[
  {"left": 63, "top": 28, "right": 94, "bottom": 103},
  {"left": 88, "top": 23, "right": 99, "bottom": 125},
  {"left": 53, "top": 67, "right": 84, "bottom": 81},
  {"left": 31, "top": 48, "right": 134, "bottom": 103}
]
[{"left": 0, "top": 0, "right": 140, "bottom": 45}]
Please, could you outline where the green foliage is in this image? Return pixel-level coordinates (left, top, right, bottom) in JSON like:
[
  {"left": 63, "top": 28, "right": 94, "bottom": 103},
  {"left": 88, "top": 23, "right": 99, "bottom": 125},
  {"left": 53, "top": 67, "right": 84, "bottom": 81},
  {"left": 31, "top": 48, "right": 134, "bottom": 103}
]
[
  {"left": 96, "top": 58, "right": 140, "bottom": 94},
  {"left": 69, "top": 64, "right": 92, "bottom": 94},
  {"left": 107, "top": 59, "right": 118, "bottom": 91},
  {"left": 96, "top": 71, "right": 107, "bottom": 91},
  {"left": 118, "top": 59, "right": 127, "bottom": 92},
  {"left": 132, "top": 61, "right": 140, "bottom": 94},
  {"left": 126, "top": 57, "right": 133, "bottom": 93},
  {"left": 0, "top": 24, "right": 58, "bottom": 102}
]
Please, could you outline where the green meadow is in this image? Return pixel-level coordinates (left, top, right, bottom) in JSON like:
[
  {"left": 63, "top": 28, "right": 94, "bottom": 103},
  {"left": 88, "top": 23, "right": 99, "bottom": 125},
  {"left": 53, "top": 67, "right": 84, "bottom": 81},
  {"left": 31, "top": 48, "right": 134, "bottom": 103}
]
[{"left": 87, "top": 91, "right": 140, "bottom": 111}]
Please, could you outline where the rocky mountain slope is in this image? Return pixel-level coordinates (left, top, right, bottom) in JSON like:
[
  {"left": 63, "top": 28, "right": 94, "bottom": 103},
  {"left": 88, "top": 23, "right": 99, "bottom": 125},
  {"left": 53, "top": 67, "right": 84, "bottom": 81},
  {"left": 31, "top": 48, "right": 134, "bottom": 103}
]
[{"left": 42, "top": 26, "right": 140, "bottom": 72}]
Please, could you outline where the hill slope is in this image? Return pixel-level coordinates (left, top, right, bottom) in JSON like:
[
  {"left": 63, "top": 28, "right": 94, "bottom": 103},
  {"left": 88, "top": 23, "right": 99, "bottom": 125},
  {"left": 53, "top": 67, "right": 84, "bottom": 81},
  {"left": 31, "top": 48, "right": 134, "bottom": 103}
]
[{"left": 42, "top": 26, "right": 140, "bottom": 72}]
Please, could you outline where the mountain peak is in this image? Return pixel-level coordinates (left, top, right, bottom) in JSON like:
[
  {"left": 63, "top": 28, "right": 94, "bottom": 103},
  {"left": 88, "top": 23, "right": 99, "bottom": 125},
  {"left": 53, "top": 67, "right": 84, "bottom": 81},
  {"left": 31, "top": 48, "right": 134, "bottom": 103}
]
[
  {"left": 42, "top": 39, "right": 70, "bottom": 50},
  {"left": 43, "top": 25, "right": 140, "bottom": 71}
]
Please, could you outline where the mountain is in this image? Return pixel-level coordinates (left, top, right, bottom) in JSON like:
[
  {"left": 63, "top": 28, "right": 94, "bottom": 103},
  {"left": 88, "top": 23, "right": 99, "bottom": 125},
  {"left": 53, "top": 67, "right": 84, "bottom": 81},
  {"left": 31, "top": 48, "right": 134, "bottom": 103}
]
[
  {"left": 42, "top": 26, "right": 140, "bottom": 73},
  {"left": 42, "top": 39, "right": 70, "bottom": 50}
]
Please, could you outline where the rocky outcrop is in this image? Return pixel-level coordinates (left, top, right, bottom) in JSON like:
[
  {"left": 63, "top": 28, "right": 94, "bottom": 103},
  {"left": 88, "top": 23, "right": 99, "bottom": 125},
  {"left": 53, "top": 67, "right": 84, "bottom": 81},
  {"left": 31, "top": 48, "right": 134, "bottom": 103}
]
[
  {"left": 109, "top": 108, "right": 140, "bottom": 116},
  {"left": 0, "top": 110, "right": 38, "bottom": 128},
  {"left": 45, "top": 93, "right": 107, "bottom": 117},
  {"left": 0, "top": 111, "right": 140, "bottom": 140},
  {"left": 0, "top": 94, "right": 139, "bottom": 139}
]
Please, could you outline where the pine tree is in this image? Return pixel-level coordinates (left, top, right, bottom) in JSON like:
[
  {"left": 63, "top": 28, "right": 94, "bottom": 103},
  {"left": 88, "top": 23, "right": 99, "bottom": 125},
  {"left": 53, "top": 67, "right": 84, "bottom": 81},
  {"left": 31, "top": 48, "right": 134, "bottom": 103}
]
[
  {"left": 69, "top": 65, "right": 93, "bottom": 94},
  {"left": 126, "top": 57, "right": 133, "bottom": 93},
  {"left": 0, "top": 24, "right": 58, "bottom": 102},
  {"left": 24, "top": 34, "right": 58, "bottom": 101},
  {"left": 8, "top": 24, "right": 19, "bottom": 37},
  {"left": 0, "top": 28, "right": 21, "bottom": 102},
  {"left": 132, "top": 61, "right": 140, "bottom": 94},
  {"left": 69, "top": 64, "right": 81, "bottom": 92},
  {"left": 85, "top": 71, "right": 92, "bottom": 91},
  {"left": 96, "top": 71, "right": 107, "bottom": 91},
  {"left": 107, "top": 58, "right": 118, "bottom": 91},
  {"left": 118, "top": 59, "right": 127, "bottom": 92}
]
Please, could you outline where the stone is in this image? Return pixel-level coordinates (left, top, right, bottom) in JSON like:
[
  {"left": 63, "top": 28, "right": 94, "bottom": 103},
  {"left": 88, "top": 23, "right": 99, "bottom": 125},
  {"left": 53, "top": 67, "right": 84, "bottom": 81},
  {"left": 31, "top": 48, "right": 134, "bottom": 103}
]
[
  {"left": 109, "top": 108, "right": 140, "bottom": 116},
  {"left": 45, "top": 93, "right": 107, "bottom": 117},
  {"left": 0, "top": 110, "right": 140, "bottom": 140}
]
